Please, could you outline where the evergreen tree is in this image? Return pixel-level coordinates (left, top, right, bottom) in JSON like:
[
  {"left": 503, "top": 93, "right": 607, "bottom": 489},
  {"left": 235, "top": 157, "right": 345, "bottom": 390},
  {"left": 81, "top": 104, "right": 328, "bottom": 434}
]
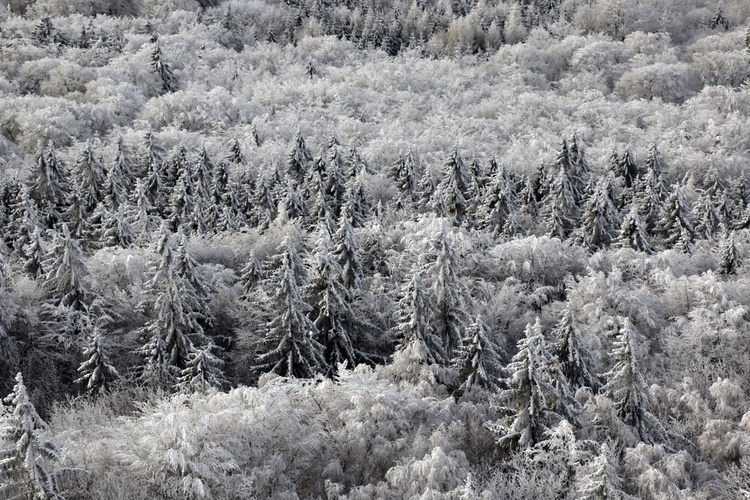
[
  {"left": 131, "top": 178, "right": 156, "bottom": 243},
  {"left": 552, "top": 307, "right": 601, "bottom": 393},
  {"left": 615, "top": 147, "right": 639, "bottom": 190},
  {"left": 633, "top": 168, "right": 664, "bottom": 233},
  {"left": 71, "top": 141, "right": 107, "bottom": 214},
  {"left": 478, "top": 170, "right": 519, "bottom": 237},
  {"left": 394, "top": 267, "right": 446, "bottom": 366},
  {"left": 0, "top": 373, "right": 64, "bottom": 499},
  {"left": 251, "top": 175, "right": 277, "bottom": 229},
  {"left": 193, "top": 146, "right": 214, "bottom": 203},
  {"left": 75, "top": 319, "right": 119, "bottom": 396},
  {"left": 151, "top": 40, "right": 176, "bottom": 94},
  {"left": 427, "top": 221, "right": 472, "bottom": 360},
  {"left": 240, "top": 249, "right": 263, "bottom": 299},
  {"left": 603, "top": 317, "right": 671, "bottom": 447},
  {"left": 719, "top": 230, "right": 741, "bottom": 275},
  {"left": 656, "top": 186, "right": 695, "bottom": 253},
  {"left": 28, "top": 142, "right": 70, "bottom": 228},
  {"left": 332, "top": 212, "right": 363, "bottom": 291},
  {"left": 576, "top": 178, "right": 621, "bottom": 251},
  {"left": 174, "top": 233, "right": 215, "bottom": 328},
  {"left": 692, "top": 192, "right": 722, "bottom": 241},
  {"left": 103, "top": 136, "right": 132, "bottom": 212},
  {"left": 22, "top": 226, "right": 47, "bottom": 279},
  {"left": 282, "top": 180, "right": 308, "bottom": 222},
  {"left": 542, "top": 166, "right": 580, "bottom": 239},
  {"left": 437, "top": 147, "right": 471, "bottom": 224},
  {"left": 574, "top": 442, "right": 632, "bottom": 500},
  {"left": 177, "top": 346, "right": 227, "bottom": 392},
  {"left": 8, "top": 186, "right": 42, "bottom": 254},
  {"left": 489, "top": 318, "right": 566, "bottom": 451},
  {"left": 43, "top": 223, "right": 92, "bottom": 311},
  {"left": 94, "top": 204, "right": 135, "bottom": 248},
  {"left": 256, "top": 237, "right": 327, "bottom": 378},
  {"left": 452, "top": 314, "right": 506, "bottom": 395},
  {"left": 341, "top": 173, "right": 371, "bottom": 229},
  {"left": 168, "top": 169, "right": 194, "bottom": 232},
  {"left": 617, "top": 206, "right": 653, "bottom": 254},
  {"left": 710, "top": 5, "right": 730, "bottom": 30},
  {"left": 308, "top": 240, "right": 380, "bottom": 372},
  {"left": 141, "top": 130, "right": 166, "bottom": 181},
  {"left": 286, "top": 130, "right": 313, "bottom": 185}
]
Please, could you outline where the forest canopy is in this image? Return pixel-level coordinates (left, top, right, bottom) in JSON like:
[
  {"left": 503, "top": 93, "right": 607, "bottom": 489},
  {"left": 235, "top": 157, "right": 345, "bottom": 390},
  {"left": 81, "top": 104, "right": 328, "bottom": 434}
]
[{"left": 1, "top": 0, "right": 750, "bottom": 497}]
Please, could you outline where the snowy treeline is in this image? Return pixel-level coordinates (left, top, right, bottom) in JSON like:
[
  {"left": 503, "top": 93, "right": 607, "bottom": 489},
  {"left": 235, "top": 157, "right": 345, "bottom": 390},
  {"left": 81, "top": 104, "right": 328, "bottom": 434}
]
[{"left": 1, "top": 0, "right": 750, "bottom": 498}]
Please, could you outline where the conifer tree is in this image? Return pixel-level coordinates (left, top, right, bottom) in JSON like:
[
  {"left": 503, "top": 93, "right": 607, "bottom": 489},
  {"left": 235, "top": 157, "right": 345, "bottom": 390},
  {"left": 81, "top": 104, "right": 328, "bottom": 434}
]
[
  {"left": 141, "top": 130, "right": 166, "bottom": 181},
  {"left": 151, "top": 40, "right": 176, "bottom": 94},
  {"left": 603, "top": 317, "right": 671, "bottom": 447},
  {"left": 692, "top": 192, "right": 722, "bottom": 241},
  {"left": 282, "top": 180, "right": 308, "bottom": 222},
  {"left": 656, "top": 186, "right": 695, "bottom": 253},
  {"left": 94, "top": 204, "right": 135, "bottom": 248},
  {"left": 710, "top": 5, "right": 729, "bottom": 30},
  {"left": 719, "top": 230, "right": 741, "bottom": 275},
  {"left": 394, "top": 268, "right": 446, "bottom": 366},
  {"left": 574, "top": 442, "right": 632, "bottom": 500},
  {"left": 71, "top": 141, "right": 106, "bottom": 214},
  {"left": 0, "top": 373, "right": 64, "bottom": 499},
  {"left": 28, "top": 142, "right": 70, "bottom": 228},
  {"left": 489, "top": 318, "right": 568, "bottom": 451},
  {"left": 308, "top": 240, "right": 380, "bottom": 372},
  {"left": 240, "top": 249, "right": 263, "bottom": 299},
  {"left": 542, "top": 166, "right": 580, "bottom": 240},
  {"left": 478, "top": 170, "right": 519, "bottom": 236},
  {"left": 256, "top": 237, "right": 327, "bottom": 378},
  {"left": 168, "top": 169, "right": 194, "bottom": 232},
  {"left": 341, "top": 173, "right": 371, "bottom": 229},
  {"left": 251, "top": 175, "right": 277, "bottom": 229},
  {"left": 576, "top": 178, "right": 621, "bottom": 252},
  {"left": 437, "top": 147, "right": 471, "bottom": 223},
  {"left": 43, "top": 223, "right": 92, "bottom": 311},
  {"left": 617, "top": 206, "right": 653, "bottom": 253},
  {"left": 452, "top": 314, "right": 506, "bottom": 395},
  {"left": 22, "top": 226, "right": 47, "bottom": 279},
  {"left": 552, "top": 307, "right": 601, "bottom": 393},
  {"left": 332, "top": 212, "right": 363, "bottom": 291},
  {"left": 8, "top": 186, "right": 42, "bottom": 254},
  {"left": 75, "top": 319, "right": 119, "bottom": 396},
  {"left": 131, "top": 178, "right": 156, "bottom": 243},
  {"left": 286, "top": 130, "right": 313, "bottom": 185},
  {"left": 103, "top": 136, "right": 132, "bottom": 212},
  {"left": 633, "top": 168, "right": 663, "bottom": 233},
  {"left": 615, "top": 147, "right": 639, "bottom": 190},
  {"left": 177, "top": 346, "right": 227, "bottom": 392}
]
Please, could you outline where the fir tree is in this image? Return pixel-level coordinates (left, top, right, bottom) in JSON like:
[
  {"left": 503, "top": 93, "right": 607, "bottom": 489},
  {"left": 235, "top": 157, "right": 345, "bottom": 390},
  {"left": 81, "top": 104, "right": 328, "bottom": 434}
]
[
  {"left": 28, "top": 142, "right": 70, "bottom": 228},
  {"left": 256, "top": 237, "right": 327, "bottom": 378},
  {"left": 131, "top": 178, "right": 156, "bottom": 243},
  {"left": 478, "top": 170, "right": 519, "bottom": 237},
  {"left": 656, "top": 186, "right": 695, "bottom": 253},
  {"left": 22, "top": 226, "right": 47, "bottom": 279},
  {"left": 710, "top": 5, "right": 730, "bottom": 30},
  {"left": 542, "top": 166, "right": 580, "bottom": 240},
  {"left": 719, "top": 230, "right": 741, "bottom": 275},
  {"left": 394, "top": 268, "right": 446, "bottom": 366},
  {"left": 103, "top": 136, "right": 132, "bottom": 212},
  {"left": 71, "top": 140, "right": 106, "bottom": 214},
  {"left": 574, "top": 442, "right": 632, "bottom": 500},
  {"left": 603, "top": 317, "right": 672, "bottom": 447},
  {"left": 75, "top": 319, "right": 119, "bottom": 396},
  {"left": 692, "top": 192, "right": 722, "bottom": 241},
  {"left": 0, "top": 373, "right": 64, "bottom": 499},
  {"left": 576, "top": 178, "right": 621, "bottom": 251},
  {"left": 437, "top": 147, "right": 471, "bottom": 224},
  {"left": 240, "top": 249, "right": 263, "bottom": 299},
  {"left": 552, "top": 307, "right": 601, "bottom": 393},
  {"left": 341, "top": 173, "right": 371, "bottom": 229},
  {"left": 151, "top": 40, "right": 176, "bottom": 94},
  {"left": 332, "top": 212, "right": 363, "bottom": 291},
  {"left": 617, "top": 206, "right": 653, "bottom": 254},
  {"left": 451, "top": 314, "right": 506, "bottom": 395},
  {"left": 489, "top": 319, "right": 561, "bottom": 451},
  {"left": 43, "top": 223, "right": 92, "bottom": 311},
  {"left": 286, "top": 130, "right": 313, "bottom": 185},
  {"left": 177, "top": 346, "right": 227, "bottom": 392}
]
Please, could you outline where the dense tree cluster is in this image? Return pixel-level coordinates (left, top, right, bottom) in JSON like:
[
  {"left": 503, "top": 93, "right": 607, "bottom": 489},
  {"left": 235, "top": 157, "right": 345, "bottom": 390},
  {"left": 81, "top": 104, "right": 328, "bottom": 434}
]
[{"left": 1, "top": 0, "right": 750, "bottom": 498}]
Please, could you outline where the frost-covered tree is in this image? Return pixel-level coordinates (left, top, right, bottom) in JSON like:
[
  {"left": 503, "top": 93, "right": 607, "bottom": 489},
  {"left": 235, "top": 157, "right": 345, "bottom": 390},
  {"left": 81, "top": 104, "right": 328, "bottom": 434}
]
[
  {"left": 341, "top": 173, "right": 371, "bottom": 229},
  {"left": 574, "top": 441, "right": 632, "bottom": 500},
  {"left": 286, "top": 130, "right": 313, "bottom": 185},
  {"left": 240, "top": 249, "right": 263, "bottom": 299},
  {"left": 656, "top": 186, "right": 695, "bottom": 253},
  {"left": 478, "top": 170, "right": 519, "bottom": 237},
  {"left": 256, "top": 237, "right": 327, "bottom": 378},
  {"left": 28, "top": 142, "right": 70, "bottom": 228},
  {"left": 394, "top": 267, "right": 446, "bottom": 366},
  {"left": 43, "top": 223, "right": 92, "bottom": 311},
  {"left": 177, "top": 346, "right": 227, "bottom": 392},
  {"left": 542, "top": 164, "right": 580, "bottom": 240},
  {"left": 489, "top": 318, "right": 577, "bottom": 451},
  {"left": 692, "top": 192, "right": 722, "bottom": 241},
  {"left": 576, "top": 178, "right": 621, "bottom": 251},
  {"left": 75, "top": 320, "right": 119, "bottom": 396},
  {"left": 151, "top": 40, "right": 176, "bottom": 94},
  {"left": 551, "top": 307, "right": 601, "bottom": 393},
  {"left": 0, "top": 373, "right": 64, "bottom": 499},
  {"left": 103, "top": 137, "right": 132, "bottom": 212},
  {"left": 71, "top": 141, "right": 106, "bottom": 214},
  {"left": 617, "top": 205, "right": 653, "bottom": 253},
  {"left": 452, "top": 314, "right": 505, "bottom": 395},
  {"left": 437, "top": 147, "right": 471, "bottom": 224},
  {"left": 308, "top": 240, "right": 380, "bottom": 372},
  {"left": 602, "top": 317, "right": 671, "bottom": 447},
  {"left": 719, "top": 230, "right": 741, "bottom": 275},
  {"left": 332, "top": 212, "right": 363, "bottom": 291}
]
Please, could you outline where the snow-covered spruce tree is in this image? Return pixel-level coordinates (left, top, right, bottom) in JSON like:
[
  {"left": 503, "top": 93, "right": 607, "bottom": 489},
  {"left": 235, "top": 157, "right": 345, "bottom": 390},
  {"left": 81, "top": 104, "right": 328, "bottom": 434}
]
[
  {"left": 553, "top": 138, "right": 584, "bottom": 205},
  {"left": 426, "top": 220, "right": 473, "bottom": 360},
  {"left": 341, "top": 173, "right": 371, "bottom": 229},
  {"left": 451, "top": 314, "right": 506, "bottom": 395},
  {"left": 43, "top": 223, "right": 93, "bottom": 312},
  {"left": 602, "top": 317, "right": 673, "bottom": 447},
  {"left": 286, "top": 130, "right": 313, "bottom": 185},
  {"left": 477, "top": 168, "right": 519, "bottom": 237},
  {"left": 71, "top": 140, "right": 106, "bottom": 214},
  {"left": 616, "top": 205, "right": 653, "bottom": 254},
  {"left": 390, "top": 150, "right": 419, "bottom": 208},
  {"left": 255, "top": 237, "right": 327, "bottom": 378},
  {"left": 656, "top": 185, "right": 695, "bottom": 253},
  {"left": 168, "top": 169, "right": 194, "bottom": 232},
  {"left": 177, "top": 345, "right": 227, "bottom": 392},
  {"left": 692, "top": 192, "right": 723, "bottom": 241},
  {"left": 574, "top": 441, "right": 633, "bottom": 500},
  {"left": 551, "top": 307, "right": 601, "bottom": 393},
  {"left": 8, "top": 186, "right": 42, "bottom": 255},
  {"left": 575, "top": 177, "right": 621, "bottom": 252},
  {"left": 719, "top": 230, "right": 741, "bottom": 275},
  {"left": 22, "top": 226, "right": 47, "bottom": 279},
  {"left": 28, "top": 142, "right": 70, "bottom": 228},
  {"left": 0, "top": 373, "right": 64, "bottom": 499},
  {"left": 250, "top": 175, "right": 277, "bottom": 229},
  {"left": 151, "top": 39, "right": 176, "bottom": 94},
  {"left": 632, "top": 168, "right": 664, "bottom": 233},
  {"left": 93, "top": 204, "right": 135, "bottom": 248},
  {"left": 174, "top": 233, "right": 215, "bottom": 328},
  {"left": 102, "top": 136, "right": 132, "bottom": 212},
  {"left": 437, "top": 146, "right": 471, "bottom": 224},
  {"left": 75, "top": 318, "right": 119, "bottom": 396},
  {"left": 541, "top": 161, "right": 580, "bottom": 240},
  {"left": 282, "top": 180, "right": 308, "bottom": 222},
  {"left": 130, "top": 178, "right": 156, "bottom": 243},
  {"left": 192, "top": 146, "right": 214, "bottom": 203},
  {"left": 137, "top": 225, "right": 221, "bottom": 388},
  {"left": 240, "top": 249, "right": 263, "bottom": 299},
  {"left": 394, "top": 266, "right": 446, "bottom": 366},
  {"left": 615, "top": 147, "right": 640, "bottom": 190},
  {"left": 307, "top": 238, "right": 380, "bottom": 373},
  {"left": 488, "top": 318, "right": 578, "bottom": 452},
  {"left": 332, "top": 211, "right": 363, "bottom": 291}
]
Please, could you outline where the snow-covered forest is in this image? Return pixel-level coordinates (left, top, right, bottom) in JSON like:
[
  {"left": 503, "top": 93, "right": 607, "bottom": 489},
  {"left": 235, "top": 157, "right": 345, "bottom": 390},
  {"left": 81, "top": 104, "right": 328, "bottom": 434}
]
[{"left": 1, "top": 0, "right": 750, "bottom": 497}]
